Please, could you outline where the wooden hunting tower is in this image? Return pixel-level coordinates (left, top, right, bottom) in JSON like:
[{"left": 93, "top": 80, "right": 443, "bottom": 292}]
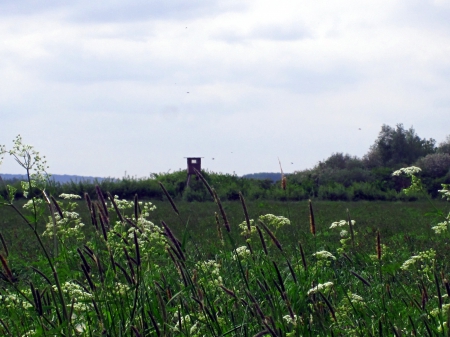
[{"left": 186, "top": 157, "right": 202, "bottom": 186}]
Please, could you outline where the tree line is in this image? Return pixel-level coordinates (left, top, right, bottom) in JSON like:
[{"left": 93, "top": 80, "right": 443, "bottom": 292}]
[{"left": 1, "top": 123, "right": 449, "bottom": 202}]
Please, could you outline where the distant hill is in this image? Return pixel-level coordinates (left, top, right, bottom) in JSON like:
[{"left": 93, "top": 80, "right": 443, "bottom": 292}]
[
  {"left": 242, "top": 172, "right": 283, "bottom": 181},
  {"left": 0, "top": 174, "right": 110, "bottom": 184}
]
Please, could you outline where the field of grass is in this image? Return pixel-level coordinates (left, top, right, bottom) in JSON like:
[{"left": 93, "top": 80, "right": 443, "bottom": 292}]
[{"left": 1, "top": 188, "right": 450, "bottom": 336}]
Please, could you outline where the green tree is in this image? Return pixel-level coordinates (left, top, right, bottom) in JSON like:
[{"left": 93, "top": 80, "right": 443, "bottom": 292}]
[{"left": 369, "top": 124, "right": 436, "bottom": 167}]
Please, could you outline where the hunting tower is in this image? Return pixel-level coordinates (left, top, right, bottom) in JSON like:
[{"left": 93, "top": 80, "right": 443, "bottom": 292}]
[{"left": 185, "top": 157, "right": 202, "bottom": 186}]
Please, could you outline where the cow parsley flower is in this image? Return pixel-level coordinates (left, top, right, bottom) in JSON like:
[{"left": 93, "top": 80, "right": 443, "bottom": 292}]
[
  {"left": 259, "top": 214, "right": 290, "bottom": 229},
  {"left": 432, "top": 221, "right": 448, "bottom": 234},
  {"left": 313, "top": 250, "right": 336, "bottom": 260},
  {"left": 392, "top": 166, "right": 422, "bottom": 176},
  {"left": 330, "top": 220, "right": 355, "bottom": 229},
  {"left": 233, "top": 246, "right": 251, "bottom": 260},
  {"left": 307, "top": 282, "right": 333, "bottom": 296},
  {"left": 59, "top": 193, "right": 81, "bottom": 200}
]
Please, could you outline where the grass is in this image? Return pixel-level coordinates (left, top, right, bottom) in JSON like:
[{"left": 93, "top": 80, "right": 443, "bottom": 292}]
[
  {"left": 1, "top": 193, "right": 450, "bottom": 336},
  {"left": 1, "top": 136, "right": 449, "bottom": 336}
]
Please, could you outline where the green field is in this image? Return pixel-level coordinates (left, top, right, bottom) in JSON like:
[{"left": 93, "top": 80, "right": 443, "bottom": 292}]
[{"left": 1, "top": 193, "right": 450, "bottom": 336}]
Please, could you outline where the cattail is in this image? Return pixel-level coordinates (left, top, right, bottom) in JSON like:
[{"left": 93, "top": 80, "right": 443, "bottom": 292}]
[
  {"left": 31, "top": 267, "right": 52, "bottom": 285},
  {"left": 272, "top": 261, "right": 286, "bottom": 292},
  {"left": 81, "top": 263, "right": 96, "bottom": 292},
  {"left": 0, "top": 232, "right": 9, "bottom": 258},
  {"left": 298, "top": 242, "right": 307, "bottom": 270},
  {"left": 158, "top": 182, "right": 179, "bottom": 215},
  {"left": 161, "top": 221, "right": 185, "bottom": 261},
  {"left": 239, "top": 192, "right": 251, "bottom": 232},
  {"left": 115, "top": 262, "right": 133, "bottom": 285},
  {"left": 286, "top": 258, "right": 297, "bottom": 284},
  {"left": 107, "top": 192, "right": 124, "bottom": 222},
  {"left": 350, "top": 271, "right": 371, "bottom": 287},
  {"left": 134, "top": 231, "right": 141, "bottom": 267},
  {"left": 131, "top": 326, "right": 142, "bottom": 337},
  {"left": 259, "top": 220, "right": 283, "bottom": 252},
  {"left": 309, "top": 200, "right": 316, "bottom": 236},
  {"left": 50, "top": 195, "right": 64, "bottom": 219},
  {"left": 278, "top": 157, "right": 286, "bottom": 191},
  {"left": 30, "top": 282, "right": 43, "bottom": 316},
  {"left": 96, "top": 203, "right": 108, "bottom": 241},
  {"left": 0, "top": 254, "right": 13, "bottom": 282},
  {"left": 147, "top": 311, "right": 161, "bottom": 337},
  {"left": 256, "top": 225, "right": 268, "bottom": 255},
  {"left": 134, "top": 194, "right": 140, "bottom": 222},
  {"left": 194, "top": 168, "right": 215, "bottom": 199},
  {"left": 444, "top": 278, "right": 450, "bottom": 298},
  {"left": 376, "top": 231, "right": 381, "bottom": 260},
  {"left": 95, "top": 185, "right": 109, "bottom": 220},
  {"left": 77, "top": 248, "right": 91, "bottom": 273},
  {"left": 281, "top": 176, "right": 287, "bottom": 191},
  {"left": 213, "top": 189, "right": 230, "bottom": 232},
  {"left": 219, "top": 285, "right": 237, "bottom": 298},
  {"left": 319, "top": 292, "right": 337, "bottom": 322}
]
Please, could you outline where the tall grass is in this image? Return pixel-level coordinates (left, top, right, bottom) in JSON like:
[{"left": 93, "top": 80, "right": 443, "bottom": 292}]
[{"left": 1, "top": 138, "right": 450, "bottom": 336}]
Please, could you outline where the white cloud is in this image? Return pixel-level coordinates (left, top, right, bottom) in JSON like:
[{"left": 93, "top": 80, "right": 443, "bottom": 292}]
[{"left": 1, "top": 0, "right": 449, "bottom": 177}]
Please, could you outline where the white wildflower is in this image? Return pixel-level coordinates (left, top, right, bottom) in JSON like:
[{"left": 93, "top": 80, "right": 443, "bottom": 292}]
[
  {"left": 431, "top": 303, "right": 450, "bottom": 317},
  {"left": 233, "top": 246, "right": 251, "bottom": 260},
  {"left": 330, "top": 220, "right": 355, "bottom": 229},
  {"left": 349, "top": 293, "right": 364, "bottom": 303},
  {"left": 259, "top": 214, "right": 290, "bottom": 229},
  {"left": 392, "top": 166, "right": 422, "bottom": 177},
  {"left": 59, "top": 193, "right": 81, "bottom": 200},
  {"left": 340, "top": 230, "right": 348, "bottom": 237},
  {"left": 308, "top": 282, "right": 334, "bottom": 295},
  {"left": 313, "top": 250, "right": 336, "bottom": 260},
  {"left": 432, "top": 221, "right": 448, "bottom": 234},
  {"left": 283, "top": 314, "right": 299, "bottom": 325}
]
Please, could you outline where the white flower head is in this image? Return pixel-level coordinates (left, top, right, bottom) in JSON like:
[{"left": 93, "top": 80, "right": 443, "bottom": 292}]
[
  {"left": 307, "top": 282, "right": 333, "bottom": 296},
  {"left": 313, "top": 250, "right": 336, "bottom": 260},
  {"left": 392, "top": 166, "right": 422, "bottom": 177}
]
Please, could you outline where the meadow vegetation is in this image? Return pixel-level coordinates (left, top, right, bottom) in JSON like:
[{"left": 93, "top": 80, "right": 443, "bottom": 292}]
[{"left": 1, "top": 135, "right": 450, "bottom": 336}]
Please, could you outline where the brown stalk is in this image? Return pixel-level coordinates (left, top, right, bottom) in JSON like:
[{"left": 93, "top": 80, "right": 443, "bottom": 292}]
[
  {"left": 258, "top": 220, "right": 283, "bottom": 252},
  {"left": 107, "top": 192, "right": 124, "bottom": 222},
  {"left": 278, "top": 157, "right": 286, "bottom": 191},
  {"left": 85, "top": 193, "right": 98, "bottom": 229},
  {"left": 147, "top": 311, "right": 161, "bottom": 337},
  {"left": 158, "top": 182, "right": 179, "bottom": 215},
  {"left": 298, "top": 242, "right": 307, "bottom": 270},
  {"left": 308, "top": 200, "right": 316, "bottom": 236},
  {"left": 96, "top": 203, "right": 108, "bottom": 241},
  {"left": 194, "top": 168, "right": 215, "bottom": 199},
  {"left": 50, "top": 196, "right": 64, "bottom": 219},
  {"left": 256, "top": 225, "right": 268, "bottom": 255},
  {"left": 213, "top": 188, "right": 230, "bottom": 232},
  {"left": 134, "top": 194, "right": 140, "bottom": 222},
  {"left": 161, "top": 221, "right": 185, "bottom": 261},
  {"left": 319, "top": 292, "right": 337, "bottom": 322},
  {"left": 239, "top": 192, "right": 252, "bottom": 232},
  {"left": 350, "top": 271, "right": 371, "bottom": 287},
  {"left": 134, "top": 231, "right": 141, "bottom": 267},
  {"left": 0, "top": 232, "right": 8, "bottom": 258},
  {"left": 219, "top": 285, "right": 237, "bottom": 299},
  {"left": 95, "top": 185, "right": 109, "bottom": 221},
  {"left": 0, "top": 254, "right": 13, "bottom": 281}
]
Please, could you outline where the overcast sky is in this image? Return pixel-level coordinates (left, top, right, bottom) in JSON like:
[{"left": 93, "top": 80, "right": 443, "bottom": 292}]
[{"left": 1, "top": 0, "right": 449, "bottom": 178}]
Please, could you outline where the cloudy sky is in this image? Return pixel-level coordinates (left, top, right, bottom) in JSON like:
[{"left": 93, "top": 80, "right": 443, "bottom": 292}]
[{"left": 1, "top": 0, "right": 449, "bottom": 178}]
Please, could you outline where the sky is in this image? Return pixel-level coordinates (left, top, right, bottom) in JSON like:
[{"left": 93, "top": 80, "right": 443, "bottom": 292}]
[{"left": 1, "top": 0, "right": 450, "bottom": 178}]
